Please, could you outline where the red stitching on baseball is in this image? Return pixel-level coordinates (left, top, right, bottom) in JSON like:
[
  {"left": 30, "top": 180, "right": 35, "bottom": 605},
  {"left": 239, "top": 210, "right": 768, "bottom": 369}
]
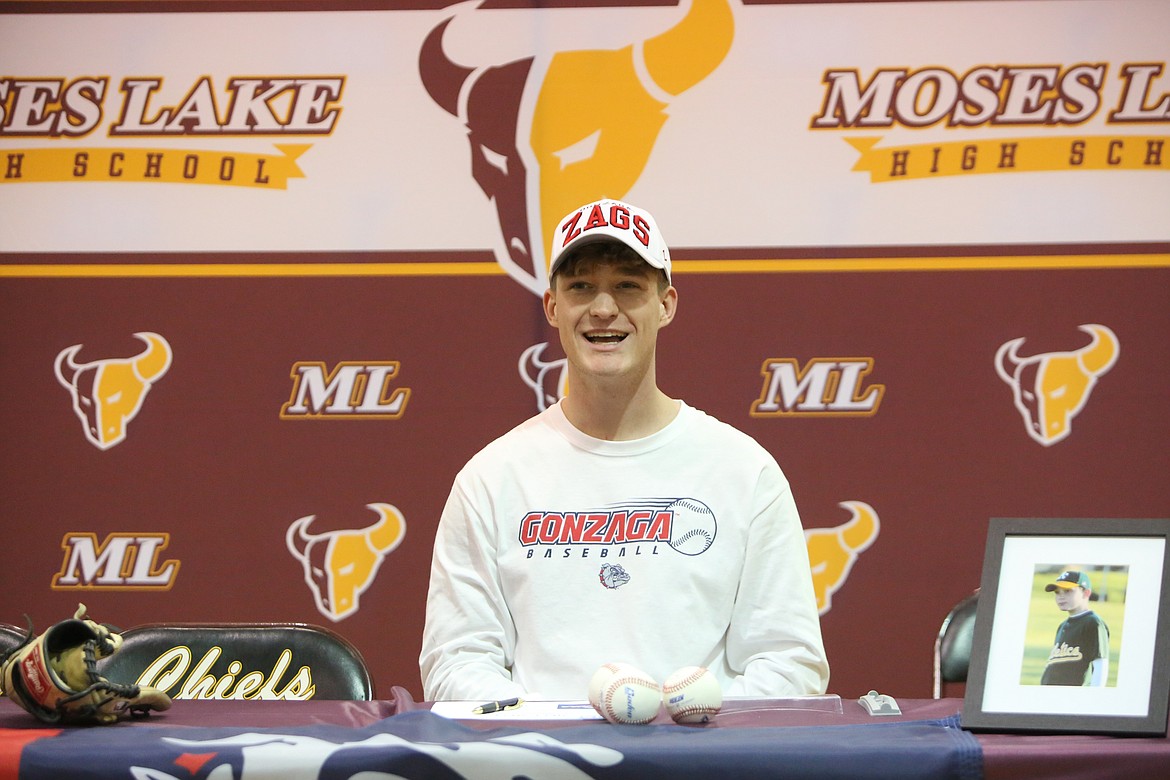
[
  {"left": 602, "top": 676, "right": 657, "bottom": 723},
  {"left": 663, "top": 669, "right": 706, "bottom": 693},
  {"left": 672, "top": 706, "right": 717, "bottom": 720}
]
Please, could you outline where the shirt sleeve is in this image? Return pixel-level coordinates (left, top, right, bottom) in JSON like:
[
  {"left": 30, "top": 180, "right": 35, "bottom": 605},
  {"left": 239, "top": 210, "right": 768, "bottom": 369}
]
[
  {"left": 723, "top": 464, "right": 830, "bottom": 697},
  {"left": 419, "top": 474, "right": 527, "bottom": 701},
  {"left": 1089, "top": 615, "right": 1110, "bottom": 686},
  {"left": 1095, "top": 615, "right": 1109, "bottom": 663}
]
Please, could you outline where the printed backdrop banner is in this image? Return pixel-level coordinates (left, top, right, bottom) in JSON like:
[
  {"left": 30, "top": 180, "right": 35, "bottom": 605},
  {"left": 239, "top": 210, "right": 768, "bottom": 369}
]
[
  {"left": 3, "top": 1, "right": 1168, "bottom": 259},
  {"left": 1, "top": 0, "right": 1168, "bottom": 704}
]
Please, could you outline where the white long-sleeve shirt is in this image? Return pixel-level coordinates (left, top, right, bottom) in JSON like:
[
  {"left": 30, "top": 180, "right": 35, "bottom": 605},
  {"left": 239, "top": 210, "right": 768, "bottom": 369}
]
[{"left": 420, "top": 400, "right": 829, "bottom": 700}]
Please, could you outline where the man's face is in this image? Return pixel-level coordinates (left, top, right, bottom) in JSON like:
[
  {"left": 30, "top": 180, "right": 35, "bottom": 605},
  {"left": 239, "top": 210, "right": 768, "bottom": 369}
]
[
  {"left": 1053, "top": 585, "right": 1091, "bottom": 615},
  {"left": 543, "top": 256, "right": 675, "bottom": 384}
]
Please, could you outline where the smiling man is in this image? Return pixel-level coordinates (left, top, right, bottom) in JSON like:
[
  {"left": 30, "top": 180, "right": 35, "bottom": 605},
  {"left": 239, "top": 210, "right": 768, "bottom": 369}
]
[{"left": 420, "top": 198, "right": 828, "bottom": 702}]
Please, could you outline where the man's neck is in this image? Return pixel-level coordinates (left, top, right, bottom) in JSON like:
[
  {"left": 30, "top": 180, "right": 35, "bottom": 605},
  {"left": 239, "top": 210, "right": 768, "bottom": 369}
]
[{"left": 560, "top": 374, "right": 678, "bottom": 441}]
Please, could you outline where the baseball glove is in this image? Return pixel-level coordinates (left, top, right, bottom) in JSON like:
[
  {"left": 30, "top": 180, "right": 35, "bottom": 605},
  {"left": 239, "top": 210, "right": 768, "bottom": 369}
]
[{"left": 0, "top": 604, "right": 171, "bottom": 725}]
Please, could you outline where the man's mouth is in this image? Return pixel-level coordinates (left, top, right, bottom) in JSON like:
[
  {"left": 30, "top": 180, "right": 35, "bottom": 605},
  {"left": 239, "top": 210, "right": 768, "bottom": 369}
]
[{"left": 585, "top": 331, "right": 627, "bottom": 345}]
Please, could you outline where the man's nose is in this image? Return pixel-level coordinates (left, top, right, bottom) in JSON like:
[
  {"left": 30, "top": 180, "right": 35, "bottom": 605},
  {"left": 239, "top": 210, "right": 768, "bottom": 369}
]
[{"left": 590, "top": 291, "right": 618, "bottom": 317}]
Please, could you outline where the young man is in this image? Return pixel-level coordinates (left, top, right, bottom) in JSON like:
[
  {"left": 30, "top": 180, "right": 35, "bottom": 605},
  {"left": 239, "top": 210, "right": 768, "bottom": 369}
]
[
  {"left": 1040, "top": 570, "right": 1110, "bottom": 686},
  {"left": 420, "top": 198, "right": 829, "bottom": 701}
]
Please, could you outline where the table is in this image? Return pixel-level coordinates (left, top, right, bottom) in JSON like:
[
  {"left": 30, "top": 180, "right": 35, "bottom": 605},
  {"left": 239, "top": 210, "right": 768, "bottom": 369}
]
[{"left": 1, "top": 690, "right": 1166, "bottom": 779}]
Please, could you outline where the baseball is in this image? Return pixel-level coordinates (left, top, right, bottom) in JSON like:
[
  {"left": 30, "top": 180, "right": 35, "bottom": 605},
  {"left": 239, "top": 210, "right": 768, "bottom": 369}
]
[
  {"left": 588, "top": 661, "right": 637, "bottom": 712},
  {"left": 662, "top": 666, "right": 722, "bottom": 724},
  {"left": 666, "top": 498, "right": 717, "bottom": 555},
  {"left": 596, "top": 665, "right": 661, "bottom": 725}
]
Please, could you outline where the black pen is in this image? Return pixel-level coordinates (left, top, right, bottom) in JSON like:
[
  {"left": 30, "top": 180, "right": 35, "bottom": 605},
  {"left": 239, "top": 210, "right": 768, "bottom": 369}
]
[{"left": 472, "top": 697, "right": 523, "bottom": 714}]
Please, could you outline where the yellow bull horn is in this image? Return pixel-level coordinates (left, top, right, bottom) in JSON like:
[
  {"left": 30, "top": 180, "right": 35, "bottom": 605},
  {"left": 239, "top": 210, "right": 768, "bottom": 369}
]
[
  {"left": 838, "top": 501, "right": 879, "bottom": 551},
  {"left": 131, "top": 332, "right": 172, "bottom": 382},
  {"left": 365, "top": 503, "right": 407, "bottom": 553},
  {"left": 643, "top": 0, "right": 735, "bottom": 97},
  {"left": 1077, "top": 324, "right": 1119, "bottom": 376}
]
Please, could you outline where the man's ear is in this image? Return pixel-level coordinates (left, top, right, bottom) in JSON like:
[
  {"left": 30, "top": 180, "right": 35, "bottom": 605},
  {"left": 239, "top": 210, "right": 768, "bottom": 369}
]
[
  {"left": 543, "top": 288, "right": 558, "bottom": 327},
  {"left": 659, "top": 286, "right": 678, "bottom": 327}
]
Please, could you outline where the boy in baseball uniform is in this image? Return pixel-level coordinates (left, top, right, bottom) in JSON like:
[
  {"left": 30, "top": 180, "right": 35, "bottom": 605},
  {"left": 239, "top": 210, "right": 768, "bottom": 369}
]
[{"left": 1040, "top": 570, "right": 1110, "bottom": 686}]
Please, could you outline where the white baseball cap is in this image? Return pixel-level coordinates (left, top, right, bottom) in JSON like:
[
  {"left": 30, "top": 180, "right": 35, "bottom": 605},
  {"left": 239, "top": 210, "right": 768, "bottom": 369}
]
[{"left": 548, "top": 198, "right": 671, "bottom": 284}]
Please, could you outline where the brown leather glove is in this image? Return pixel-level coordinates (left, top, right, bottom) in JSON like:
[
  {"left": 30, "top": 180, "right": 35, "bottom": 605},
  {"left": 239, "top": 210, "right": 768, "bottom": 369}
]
[{"left": 0, "top": 604, "right": 170, "bottom": 725}]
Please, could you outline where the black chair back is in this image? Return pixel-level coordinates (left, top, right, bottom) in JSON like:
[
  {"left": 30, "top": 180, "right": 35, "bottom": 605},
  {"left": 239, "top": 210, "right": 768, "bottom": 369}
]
[
  {"left": 0, "top": 622, "right": 30, "bottom": 662},
  {"left": 97, "top": 623, "right": 374, "bottom": 700},
  {"left": 933, "top": 590, "right": 979, "bottom": 698}
]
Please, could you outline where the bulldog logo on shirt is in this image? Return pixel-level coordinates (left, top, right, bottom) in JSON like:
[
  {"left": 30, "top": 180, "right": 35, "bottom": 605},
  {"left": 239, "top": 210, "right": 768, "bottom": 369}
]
[{"left": 599, "top": 563, "right": 631, "bottom": 589}]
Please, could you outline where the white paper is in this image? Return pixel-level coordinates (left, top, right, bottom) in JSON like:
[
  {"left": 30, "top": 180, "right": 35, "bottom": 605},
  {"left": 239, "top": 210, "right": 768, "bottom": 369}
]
[{"left": 430, "top": 700, "right": 604, "bottom": 721}]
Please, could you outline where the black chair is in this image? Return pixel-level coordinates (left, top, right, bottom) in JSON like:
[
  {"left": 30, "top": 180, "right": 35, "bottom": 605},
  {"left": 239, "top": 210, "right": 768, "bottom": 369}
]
[
  {"left": 97, "top": 623, "right": 374, "bottom": 700},
  {"left": 933, "top": 590, "right": 979, "bottom": 698}
]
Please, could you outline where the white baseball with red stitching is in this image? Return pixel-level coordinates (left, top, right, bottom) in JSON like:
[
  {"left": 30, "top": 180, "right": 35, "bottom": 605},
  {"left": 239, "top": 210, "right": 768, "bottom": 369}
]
[
  {"left": 662, "top": 666, "right": 722, "bottom": 724},
  {"left": 597, "top": 666, "right": 661, "bottom": 725},
  {"left": 588, "top": 662, "right": 637, "bottom": 713}
]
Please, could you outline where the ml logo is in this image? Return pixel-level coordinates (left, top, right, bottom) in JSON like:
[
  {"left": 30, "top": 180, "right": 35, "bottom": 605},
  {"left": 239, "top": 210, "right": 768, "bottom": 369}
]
[
  {"left": 281, "top": 361, "right": 410, "bottom": 419},
  {"left": 751, "top": 358, "right": 885, "bottom": 417},
  {"left": 52, "top": 533, "right": 180, "bottom": 590}
]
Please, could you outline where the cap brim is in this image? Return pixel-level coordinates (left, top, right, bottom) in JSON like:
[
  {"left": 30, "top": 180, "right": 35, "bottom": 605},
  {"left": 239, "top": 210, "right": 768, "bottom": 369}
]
[{"left": 1045, "top": 582, "right": 1078, "bottom": 591}]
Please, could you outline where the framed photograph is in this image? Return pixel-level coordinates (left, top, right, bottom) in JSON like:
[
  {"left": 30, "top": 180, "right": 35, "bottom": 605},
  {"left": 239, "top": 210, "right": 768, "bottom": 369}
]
[{"left": 962, "top": 517, "right": 1170, "bottom": 735}]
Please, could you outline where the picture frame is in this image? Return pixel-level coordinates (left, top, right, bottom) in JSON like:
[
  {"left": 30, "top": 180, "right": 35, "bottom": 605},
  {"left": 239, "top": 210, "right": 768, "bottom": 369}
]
[{"left": 962, "top": 517, "right": 1170, "bottom": 735}]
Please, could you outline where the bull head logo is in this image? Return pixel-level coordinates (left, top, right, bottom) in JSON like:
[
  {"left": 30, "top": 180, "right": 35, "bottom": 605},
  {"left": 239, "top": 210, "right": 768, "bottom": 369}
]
[
  {"left": 419, "top": 0, "right": 735, "bottom": 298},
  {"left": 286, "top": 503, "right": 406, "bottom": 622},
  {"left": 805, "top": 501, "right": 879, "bottom": 614},
  {"left": 995, "top": 324, "right": 1119, "bottom": 446},
  {"left": 54, "top": 332, "right": 173, "bottom": 451},
  {"left": 518, "top": 342, "right": 568, "bottom": 412}
]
